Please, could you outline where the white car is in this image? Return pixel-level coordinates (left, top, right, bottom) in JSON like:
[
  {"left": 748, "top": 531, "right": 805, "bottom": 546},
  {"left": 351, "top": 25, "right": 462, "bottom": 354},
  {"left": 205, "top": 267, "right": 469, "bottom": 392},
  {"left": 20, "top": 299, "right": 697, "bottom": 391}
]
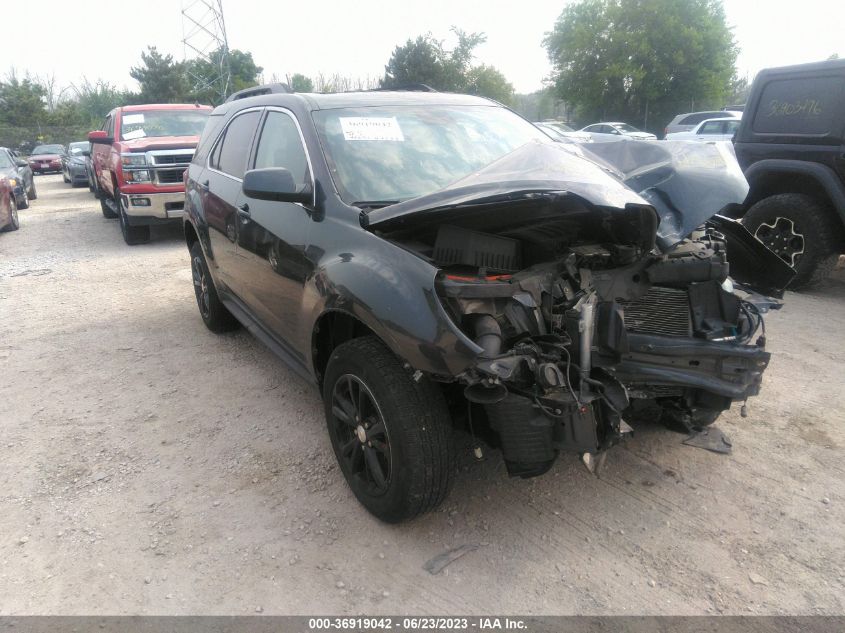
[
  {"left": 665, "top": 117, "right": 741, "bottom": 141},
  {"left": 581, "top": 121, "right": 657, "bottom": 141},
  {"left": 580, "top": 122, "right": 657, "bottom": 141},
  {"left": 534, "top": 121, "right": 593, "bottom": 143}
]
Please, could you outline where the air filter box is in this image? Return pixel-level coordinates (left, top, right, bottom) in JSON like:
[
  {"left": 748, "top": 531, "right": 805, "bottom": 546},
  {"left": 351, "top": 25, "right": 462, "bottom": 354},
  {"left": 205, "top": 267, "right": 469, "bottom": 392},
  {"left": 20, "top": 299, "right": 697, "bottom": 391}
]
[{"left": 433, "top": 225, "right": 522, "bottom": 273}]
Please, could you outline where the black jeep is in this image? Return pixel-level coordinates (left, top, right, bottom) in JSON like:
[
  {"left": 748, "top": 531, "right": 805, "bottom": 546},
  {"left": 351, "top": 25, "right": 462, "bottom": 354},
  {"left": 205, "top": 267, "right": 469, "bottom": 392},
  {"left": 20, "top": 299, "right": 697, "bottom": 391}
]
[
  {"left": 734, "top": 58, "right": 845, "bottom": 288},
  {"left": 183, "top": 86, "right": 790, "bottom": 522}
]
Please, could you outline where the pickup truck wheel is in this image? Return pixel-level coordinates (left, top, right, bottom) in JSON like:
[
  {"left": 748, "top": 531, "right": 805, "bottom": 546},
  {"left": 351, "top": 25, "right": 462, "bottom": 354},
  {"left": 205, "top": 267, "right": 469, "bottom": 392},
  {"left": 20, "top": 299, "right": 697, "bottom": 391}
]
[
  {"left": 189, "top": 241, "right": 239, "bottom": 332},
  {"left": 3, "top": 196, "right": 19, "bottom": 232},
  {"left": 743, "top": 194, "right": 840, "bottom": 289},
  {"left": 323, "top": 336, "right": 453, "bottom": 523},
  {"left": 117, "top": 191, "right": 150, "bottom": 245},
  {"left": 100, "top": 194, "right": 117, "bottom": 218}
]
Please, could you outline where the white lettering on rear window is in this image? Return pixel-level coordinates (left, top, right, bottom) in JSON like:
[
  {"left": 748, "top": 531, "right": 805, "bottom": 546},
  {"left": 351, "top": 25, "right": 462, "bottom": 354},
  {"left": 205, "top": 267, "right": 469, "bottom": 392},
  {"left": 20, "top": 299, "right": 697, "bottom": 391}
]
[{"left": 122, "top": 114, "right": 145, "bottom": 125}]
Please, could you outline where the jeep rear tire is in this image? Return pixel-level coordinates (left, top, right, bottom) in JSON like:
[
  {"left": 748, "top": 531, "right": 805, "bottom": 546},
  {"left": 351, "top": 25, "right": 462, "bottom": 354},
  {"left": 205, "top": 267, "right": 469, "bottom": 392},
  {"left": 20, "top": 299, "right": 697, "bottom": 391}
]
[
  {"left": 742, "top": 194, "right": 840, "bottom": 289},
  {"left": 323, "top": 336, "right": 454, "bottom": 523}
]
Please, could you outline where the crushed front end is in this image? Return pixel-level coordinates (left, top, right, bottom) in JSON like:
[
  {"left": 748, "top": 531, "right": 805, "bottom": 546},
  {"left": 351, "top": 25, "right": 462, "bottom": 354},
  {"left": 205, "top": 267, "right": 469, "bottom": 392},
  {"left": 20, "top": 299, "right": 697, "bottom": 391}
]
[{"left": 367, "top": 140, "right": 793, "bottom": 477}]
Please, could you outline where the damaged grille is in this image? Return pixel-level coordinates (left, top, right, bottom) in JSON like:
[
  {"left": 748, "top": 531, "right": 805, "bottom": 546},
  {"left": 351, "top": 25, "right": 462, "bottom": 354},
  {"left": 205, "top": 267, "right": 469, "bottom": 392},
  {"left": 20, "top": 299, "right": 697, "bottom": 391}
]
[{"left": 620, "top": 286, "right": 692, "bottom": 337}]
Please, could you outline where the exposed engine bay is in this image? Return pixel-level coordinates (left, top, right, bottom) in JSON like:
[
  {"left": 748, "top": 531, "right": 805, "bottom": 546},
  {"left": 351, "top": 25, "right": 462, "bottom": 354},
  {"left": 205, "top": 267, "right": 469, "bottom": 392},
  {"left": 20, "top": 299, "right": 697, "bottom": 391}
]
[{"left": 365, "top": 139, "right": 794, "bottom": 478}]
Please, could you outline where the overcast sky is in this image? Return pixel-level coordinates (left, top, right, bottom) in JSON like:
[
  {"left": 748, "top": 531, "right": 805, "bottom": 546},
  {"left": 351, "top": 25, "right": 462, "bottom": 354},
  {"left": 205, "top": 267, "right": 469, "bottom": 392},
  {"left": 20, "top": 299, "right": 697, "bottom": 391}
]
[{"left": 8, "top": 0, "right": 844, "bottom": 96}]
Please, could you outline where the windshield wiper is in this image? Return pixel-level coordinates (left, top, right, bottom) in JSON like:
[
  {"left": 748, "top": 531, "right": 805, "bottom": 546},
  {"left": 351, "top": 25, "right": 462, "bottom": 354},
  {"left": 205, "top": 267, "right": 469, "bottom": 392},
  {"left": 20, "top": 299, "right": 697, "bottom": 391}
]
[{"left": 352, "top": 200, "right": 400, "bottom": 210}]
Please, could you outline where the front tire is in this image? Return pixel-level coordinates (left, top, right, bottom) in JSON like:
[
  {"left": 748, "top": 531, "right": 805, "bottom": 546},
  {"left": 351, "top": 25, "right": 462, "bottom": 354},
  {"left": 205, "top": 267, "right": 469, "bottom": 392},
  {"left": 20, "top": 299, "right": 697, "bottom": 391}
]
[
  {"left": 189, "top": 240, "right": 239, "bottom": 332},
  {"left": 3, "top": 197, "right": 19, "bottom": 232},
  {"left": 62, "top": 167, "right": 70, "bottom": 184},
  {"left": 323, "top": 336, "right": 454, "bottom": 523},
  {"left": 27, "top": 178, "right": 37, "bottom": 200},
  {"left": 116, "top": 189, "right": 150, "bottom": 245},
  {"left": 743, "top": 194, "right": 841, "bottom": 289}
]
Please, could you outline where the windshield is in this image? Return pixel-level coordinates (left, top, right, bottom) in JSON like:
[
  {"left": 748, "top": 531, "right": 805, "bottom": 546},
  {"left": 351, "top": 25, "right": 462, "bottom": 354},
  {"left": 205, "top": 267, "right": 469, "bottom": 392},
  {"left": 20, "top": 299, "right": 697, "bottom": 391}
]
[
  {"left": 615, "top": 123, "right": 640, "bottom": 133},
  {"left": 120, "top": 109, "right": 210, "bottom": 141},
  {"left": 312, "top": 105, "right": 547, "bottom": 204},
  {"left": 546, "top": 122, "right": 575, "bottom": 133},
  {"left": 68, "top": 142, "right": 88, "bottom": 155},
  {"left": 0, "top": 152, "right": 12, "bottom": 168},
  {"left": 31, "top": 144, "right": 64, "bottom": 155}
]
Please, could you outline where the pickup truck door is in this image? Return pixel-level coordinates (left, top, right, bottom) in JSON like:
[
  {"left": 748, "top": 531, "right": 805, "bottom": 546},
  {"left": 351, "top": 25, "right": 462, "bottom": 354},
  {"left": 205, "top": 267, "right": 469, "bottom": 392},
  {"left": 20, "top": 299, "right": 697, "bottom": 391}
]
[
  {"left": 202, "top": 108, "right": 263, "bottom": 293},
  {"left": 93, "top": 114, "right": 114, "bottom": 193},
  {"left": 233, "top": 108, "right": 315, "bottom": 361}
]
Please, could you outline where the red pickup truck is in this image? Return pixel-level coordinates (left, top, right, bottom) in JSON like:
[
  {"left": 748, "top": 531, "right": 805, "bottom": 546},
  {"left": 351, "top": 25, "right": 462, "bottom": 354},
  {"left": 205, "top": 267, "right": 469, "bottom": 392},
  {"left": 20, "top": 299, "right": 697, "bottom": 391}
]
[{"left": 88, "top": 103, "right": 212, "bottom": 245}]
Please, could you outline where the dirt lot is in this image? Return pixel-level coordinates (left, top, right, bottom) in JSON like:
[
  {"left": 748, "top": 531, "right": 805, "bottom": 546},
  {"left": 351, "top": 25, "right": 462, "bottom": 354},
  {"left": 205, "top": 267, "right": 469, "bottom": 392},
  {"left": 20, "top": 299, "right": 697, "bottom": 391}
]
[{"left": 0, "top": 175, "right": 843, "bottom": 615}]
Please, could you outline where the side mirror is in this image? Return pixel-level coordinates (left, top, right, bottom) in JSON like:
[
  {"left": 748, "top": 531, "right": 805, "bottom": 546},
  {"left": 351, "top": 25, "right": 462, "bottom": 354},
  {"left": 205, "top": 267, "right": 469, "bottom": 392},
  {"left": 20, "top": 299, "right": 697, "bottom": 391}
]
[
  {"left": 243, "top": 168, "right": 312, "bottom": 204},
  {"left": 88, "top": 130, "right": 113, "bottom": 144},
  {"left": 15, "top": 159, "right": 28, "bottom": 167}
]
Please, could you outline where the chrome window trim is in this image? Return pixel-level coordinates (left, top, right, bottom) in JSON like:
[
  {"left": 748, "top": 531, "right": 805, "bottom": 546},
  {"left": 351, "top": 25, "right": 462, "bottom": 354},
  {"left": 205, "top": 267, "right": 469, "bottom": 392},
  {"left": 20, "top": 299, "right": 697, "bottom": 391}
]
[
  {"left": 258, "top": 106, "right": 317, "bottom": 208},
  {"left": 206, "top": 106, "right": 265, "bottom": 183}
]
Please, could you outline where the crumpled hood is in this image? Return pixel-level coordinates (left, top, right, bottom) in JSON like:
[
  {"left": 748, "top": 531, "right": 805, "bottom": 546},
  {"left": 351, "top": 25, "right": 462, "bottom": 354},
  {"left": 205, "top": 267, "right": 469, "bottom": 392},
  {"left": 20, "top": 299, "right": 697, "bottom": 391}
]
[
  {"left": 120, "top": 136, "right": 199, "bottom": 152},
  {"left": 583, "top": 138, "right": 749, "bottom": 251},
  {"left": 364, "top": 139, "right": 749, "bottom": 252},
  {"left": 363, "top": 140, "right": 648, "bottom": 229}
]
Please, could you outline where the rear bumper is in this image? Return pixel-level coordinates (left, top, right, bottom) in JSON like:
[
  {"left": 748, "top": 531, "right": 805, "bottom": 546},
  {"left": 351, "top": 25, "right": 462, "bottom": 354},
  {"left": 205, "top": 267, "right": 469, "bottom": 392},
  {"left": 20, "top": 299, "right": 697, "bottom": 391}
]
[{"left": 121, "top": 191, "right": 185, "bottom": 222}]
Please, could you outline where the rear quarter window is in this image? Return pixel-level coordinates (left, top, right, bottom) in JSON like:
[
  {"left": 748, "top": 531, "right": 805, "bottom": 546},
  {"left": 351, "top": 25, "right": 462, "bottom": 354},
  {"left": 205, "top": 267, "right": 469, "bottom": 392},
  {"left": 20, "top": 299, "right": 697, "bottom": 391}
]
[{"left": 752, "top": 75, "right": 845, "bottom": 136}]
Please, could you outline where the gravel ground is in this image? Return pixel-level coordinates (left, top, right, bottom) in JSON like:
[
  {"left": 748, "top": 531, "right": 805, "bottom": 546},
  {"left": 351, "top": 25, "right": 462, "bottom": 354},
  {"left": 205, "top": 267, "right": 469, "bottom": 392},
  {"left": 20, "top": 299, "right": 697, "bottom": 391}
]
[{"left": 0, "top": 175, "right": 843, "bottom": 615}]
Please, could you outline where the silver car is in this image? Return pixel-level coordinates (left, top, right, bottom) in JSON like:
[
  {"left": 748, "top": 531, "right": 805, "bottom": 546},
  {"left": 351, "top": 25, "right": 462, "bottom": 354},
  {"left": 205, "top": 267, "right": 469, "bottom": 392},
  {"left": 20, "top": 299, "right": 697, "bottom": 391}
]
[{"left": 664, "top": 110, "right": 741, "bottom": 137}]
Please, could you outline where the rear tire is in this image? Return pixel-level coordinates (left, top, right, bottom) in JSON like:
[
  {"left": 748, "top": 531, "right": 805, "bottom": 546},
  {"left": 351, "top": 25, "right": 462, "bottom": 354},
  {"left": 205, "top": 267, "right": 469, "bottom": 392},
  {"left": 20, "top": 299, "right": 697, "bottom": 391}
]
[
  {"left": 743, "top": 194, "right": 841, "bottom": 289},
  {"left": 323, "top": 336, "right": 454, "bottom": 523},
  {"left": 189, "top": 240, "right": 239, "bottom": 332},
  {"left": 116, "top": 189, "right": 150, "bottom": 245}
]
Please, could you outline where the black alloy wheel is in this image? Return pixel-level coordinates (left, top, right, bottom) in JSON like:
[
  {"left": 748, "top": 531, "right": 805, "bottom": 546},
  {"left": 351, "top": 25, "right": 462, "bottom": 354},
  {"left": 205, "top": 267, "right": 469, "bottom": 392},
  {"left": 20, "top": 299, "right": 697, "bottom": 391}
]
[
  {"left": 323, "top": 336, "right": 453, "bottom": 523},
  {"left": 188, "top": 240, "right": 239, "bottom": 332},
  {"left": 330, "top": 374, "right": 392, "bottom": 496}
]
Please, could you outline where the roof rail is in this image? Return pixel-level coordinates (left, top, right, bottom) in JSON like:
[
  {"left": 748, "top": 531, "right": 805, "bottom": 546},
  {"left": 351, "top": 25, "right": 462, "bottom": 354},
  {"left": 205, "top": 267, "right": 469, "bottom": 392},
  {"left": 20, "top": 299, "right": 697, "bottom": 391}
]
[
  {"left": 225, "top": 83, "right": 292, "bottom": 103},
  {"left": 369, "top": 83, "right": 438, "bottom": 93}
]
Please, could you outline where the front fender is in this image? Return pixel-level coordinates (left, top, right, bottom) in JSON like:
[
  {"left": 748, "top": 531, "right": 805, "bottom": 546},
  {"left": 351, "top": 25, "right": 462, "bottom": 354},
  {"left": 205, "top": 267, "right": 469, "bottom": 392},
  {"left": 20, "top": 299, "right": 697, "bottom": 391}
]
[{"left": 307, "top": 243, "right": 482, "bottom": 378}]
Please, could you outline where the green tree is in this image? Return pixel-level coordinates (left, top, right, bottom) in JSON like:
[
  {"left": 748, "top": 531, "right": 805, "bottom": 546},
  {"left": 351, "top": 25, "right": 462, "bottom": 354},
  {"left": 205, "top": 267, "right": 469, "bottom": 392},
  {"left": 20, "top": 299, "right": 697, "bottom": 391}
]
[
  {"left": 381, "top": 27, "right": 514, "bottom": 103},
  {"left": 186, "top": 48, "right": 263, "bottom": 104},
  {"left": 544, "top": 0, "right": 738, "bottom": 132},
  {"left": 0, "top": 72, "right": 47, "bottom": 128},
  {"left": 465, "top": 65, "right": 515, "bottom": 105},
  {"left": 288, "top": 73, "right": 314, "bottom": 92},
  {"left": 130, "top": 47, "right": 190, "bottom": 103}
]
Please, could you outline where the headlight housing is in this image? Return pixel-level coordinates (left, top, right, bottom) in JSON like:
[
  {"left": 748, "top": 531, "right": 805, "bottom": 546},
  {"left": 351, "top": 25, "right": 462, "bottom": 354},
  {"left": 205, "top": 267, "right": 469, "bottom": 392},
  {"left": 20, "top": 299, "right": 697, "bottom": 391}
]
[{"left": 121, "top": 153, "right": 147, "bottom": 167}]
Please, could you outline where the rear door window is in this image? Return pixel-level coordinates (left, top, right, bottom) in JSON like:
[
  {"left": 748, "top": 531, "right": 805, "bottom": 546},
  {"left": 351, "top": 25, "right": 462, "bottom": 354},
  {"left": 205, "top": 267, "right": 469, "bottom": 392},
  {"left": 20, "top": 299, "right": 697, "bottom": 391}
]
[
  {"left": 752, "top": 75, "right": 845, "bottom": 136},
  {"left": 212, "top": 110, "right": 262, "bottom": 179}
]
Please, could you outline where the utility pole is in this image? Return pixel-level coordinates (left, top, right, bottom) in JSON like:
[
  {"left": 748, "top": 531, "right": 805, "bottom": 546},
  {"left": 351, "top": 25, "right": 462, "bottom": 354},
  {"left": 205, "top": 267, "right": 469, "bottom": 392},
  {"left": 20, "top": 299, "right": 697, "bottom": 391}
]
[{"left": 181, "top": 0, "right": 231, "bottom": 104}]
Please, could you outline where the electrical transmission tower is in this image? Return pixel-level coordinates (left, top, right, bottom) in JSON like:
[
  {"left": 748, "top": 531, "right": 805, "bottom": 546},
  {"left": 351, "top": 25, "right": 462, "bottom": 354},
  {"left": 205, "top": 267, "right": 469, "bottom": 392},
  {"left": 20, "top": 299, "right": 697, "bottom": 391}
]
[{"left": 181, "top": 0, "right": 231, "bottom": 103}]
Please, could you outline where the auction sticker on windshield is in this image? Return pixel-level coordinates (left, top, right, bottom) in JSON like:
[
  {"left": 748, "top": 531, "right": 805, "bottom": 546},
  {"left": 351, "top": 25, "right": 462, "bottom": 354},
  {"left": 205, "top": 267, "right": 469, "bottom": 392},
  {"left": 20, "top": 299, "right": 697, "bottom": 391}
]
[
  {"left": 340, "top": 117, "right": 405, "bottom": 141},
  {"left": 122, "top": 114, "right": 145, "bottom": 125}
]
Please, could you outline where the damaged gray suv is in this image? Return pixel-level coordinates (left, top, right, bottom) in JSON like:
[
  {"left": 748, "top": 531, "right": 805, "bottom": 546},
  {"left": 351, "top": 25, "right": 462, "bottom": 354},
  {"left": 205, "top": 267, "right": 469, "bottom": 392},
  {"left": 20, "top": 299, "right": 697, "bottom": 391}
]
[{"left": 183, "top": 87, "right": 793, "bottom": 522}]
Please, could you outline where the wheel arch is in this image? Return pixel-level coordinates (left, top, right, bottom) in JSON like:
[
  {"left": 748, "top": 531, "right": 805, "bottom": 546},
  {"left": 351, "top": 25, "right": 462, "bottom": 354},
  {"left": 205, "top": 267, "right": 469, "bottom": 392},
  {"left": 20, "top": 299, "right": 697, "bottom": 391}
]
[
  {"left": 311, "top": 309, "right": 379, "bottom": 387},
  {"left": 744, "top": 160, "right": 845, "bottom": 230}
]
